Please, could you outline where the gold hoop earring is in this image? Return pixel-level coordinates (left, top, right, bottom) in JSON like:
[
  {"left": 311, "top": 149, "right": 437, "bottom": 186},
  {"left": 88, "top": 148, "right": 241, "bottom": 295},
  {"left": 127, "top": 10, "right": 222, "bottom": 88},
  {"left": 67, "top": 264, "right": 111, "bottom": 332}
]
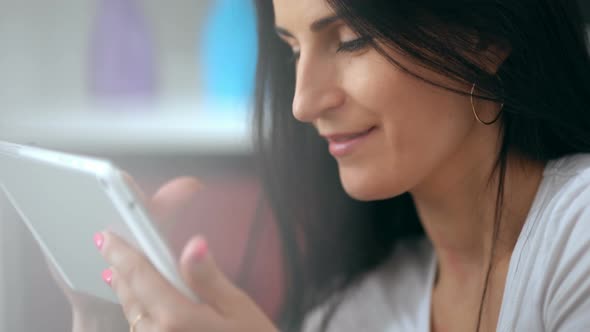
[{"left": 470, "top": 82, "right": 504, "bottom": 125}]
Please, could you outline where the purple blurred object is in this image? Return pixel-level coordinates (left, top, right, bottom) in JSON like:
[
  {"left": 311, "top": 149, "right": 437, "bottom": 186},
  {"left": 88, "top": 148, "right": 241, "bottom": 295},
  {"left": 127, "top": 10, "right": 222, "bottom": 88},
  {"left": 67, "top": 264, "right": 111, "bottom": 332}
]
[{"left": 89, "top": 0, "right": 157, "bottom": 102}]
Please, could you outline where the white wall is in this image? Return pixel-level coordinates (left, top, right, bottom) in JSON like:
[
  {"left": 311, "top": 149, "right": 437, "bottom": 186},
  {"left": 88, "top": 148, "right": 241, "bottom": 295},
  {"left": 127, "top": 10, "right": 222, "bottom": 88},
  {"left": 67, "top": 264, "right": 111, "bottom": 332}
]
[
  {"left": 0, "top": 0, "right": 209, "bottom": 112},
  {"left": 0, "top": 0, "right": 95, "bottom": 109}
]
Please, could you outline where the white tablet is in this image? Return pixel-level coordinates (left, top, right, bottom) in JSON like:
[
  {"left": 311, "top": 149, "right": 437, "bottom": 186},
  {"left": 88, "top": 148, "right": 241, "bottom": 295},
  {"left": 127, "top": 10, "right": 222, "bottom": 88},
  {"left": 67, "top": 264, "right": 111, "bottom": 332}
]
[{"left": 0, "top": 141, "right": 198, "bottom": 304}]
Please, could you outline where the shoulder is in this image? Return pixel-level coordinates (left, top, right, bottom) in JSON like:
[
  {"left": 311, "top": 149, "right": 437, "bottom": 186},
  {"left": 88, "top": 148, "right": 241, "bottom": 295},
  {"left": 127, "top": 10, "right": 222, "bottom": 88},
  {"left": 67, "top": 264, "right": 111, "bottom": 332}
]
[
  {"left": 301, "top": 237, "right": 434, "bottom": 332},
  {"left": 532, "top": 154, "right": 590, "bottom": 225},
  {"left": 542, "top": 153, "right": 590, "bottom": 192},
  {"left": 528, "top": 154, "right": 590, "bottom": 330},
  {"left": 532, "top": 154, "right": 590, "bottom": 244}
]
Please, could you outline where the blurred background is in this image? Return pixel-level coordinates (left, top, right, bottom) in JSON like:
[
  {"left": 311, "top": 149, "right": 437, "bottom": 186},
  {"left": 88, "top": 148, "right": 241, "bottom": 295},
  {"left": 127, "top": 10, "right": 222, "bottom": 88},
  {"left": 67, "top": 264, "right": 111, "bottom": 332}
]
[
  {"left": 0, "top": 1, "right": 283, "bottom": 331},
  {"left": 0, "top": 1, "right": 589, "bottom": 331}
]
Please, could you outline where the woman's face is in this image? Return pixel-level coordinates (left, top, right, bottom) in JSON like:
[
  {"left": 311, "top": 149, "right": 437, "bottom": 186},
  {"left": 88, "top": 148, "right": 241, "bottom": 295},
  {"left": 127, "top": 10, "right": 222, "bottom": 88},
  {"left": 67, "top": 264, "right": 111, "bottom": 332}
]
[{"left": 273, "top": 0, "right": 502, "bottom": 201}]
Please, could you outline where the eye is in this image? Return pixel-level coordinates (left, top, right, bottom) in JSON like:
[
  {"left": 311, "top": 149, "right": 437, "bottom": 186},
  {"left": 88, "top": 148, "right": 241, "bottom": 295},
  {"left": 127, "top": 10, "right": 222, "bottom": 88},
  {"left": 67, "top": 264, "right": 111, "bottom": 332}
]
[{"left": 336, "top": 36, "right": 372, "bottom": 53}]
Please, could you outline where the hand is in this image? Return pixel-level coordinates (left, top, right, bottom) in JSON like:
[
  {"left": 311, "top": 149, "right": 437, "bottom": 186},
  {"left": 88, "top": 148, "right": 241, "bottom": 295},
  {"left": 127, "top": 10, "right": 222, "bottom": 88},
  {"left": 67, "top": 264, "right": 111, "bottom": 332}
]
[
  {"left": 96, "top": 230, "right": 278, "bottom": 332},
  {"left": 45, "top": 174, "right": 202, "bottom": 318}
]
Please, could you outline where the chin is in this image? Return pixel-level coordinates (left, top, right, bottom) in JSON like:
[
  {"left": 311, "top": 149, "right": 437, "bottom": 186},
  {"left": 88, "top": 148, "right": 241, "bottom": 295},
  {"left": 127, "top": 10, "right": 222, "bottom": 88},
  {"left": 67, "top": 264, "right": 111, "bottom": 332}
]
[{"left": 339, "top": 168, "right": 405, "bottom": 202}]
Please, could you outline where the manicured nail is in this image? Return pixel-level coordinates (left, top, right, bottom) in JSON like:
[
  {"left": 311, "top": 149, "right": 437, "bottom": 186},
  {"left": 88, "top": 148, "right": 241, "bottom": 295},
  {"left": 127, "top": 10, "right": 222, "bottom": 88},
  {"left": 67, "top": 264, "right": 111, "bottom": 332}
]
[
  {"left": 94, "top": 232, "right": 104, "bottom": 250},
  {"left": 102, "top": 269, "right": 112, "bottom": 286},
  {"left": 193, "top": 237, "right": 208, "bottom": 262}
]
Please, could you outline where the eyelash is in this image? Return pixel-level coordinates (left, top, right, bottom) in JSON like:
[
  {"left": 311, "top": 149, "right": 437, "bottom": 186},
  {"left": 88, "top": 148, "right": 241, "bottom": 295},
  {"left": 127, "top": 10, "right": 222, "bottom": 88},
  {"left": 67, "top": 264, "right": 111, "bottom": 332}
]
[
  {"left": 336, "top": 36, "right": 372, "bottom": 53},
  {"left": 288, "top": 36, "right": 372, "bottom": 63}
]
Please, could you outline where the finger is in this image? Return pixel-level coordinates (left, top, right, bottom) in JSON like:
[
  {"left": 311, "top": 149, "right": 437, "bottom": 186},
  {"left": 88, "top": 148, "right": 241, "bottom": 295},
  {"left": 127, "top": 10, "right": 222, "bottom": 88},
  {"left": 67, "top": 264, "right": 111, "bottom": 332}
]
[
  {"left": 106, "top": 265, "right": 221, "bottom": 332},
  {"left": 106, "top": 269, "right": 165, "bottom": 332},
  {"left": 149, "top": 177, "right": 202, "bottom": 230},
  {"left": 106, "top": 268, "right": 145, "bottom": 321},
  {"left": 128, "top": 312, "right": 153, "bottom": 332},
  {"left": 99, "top": 231, "right": 192, "bottom": 313},
  {"left": 180, "top": 236, "right": 252, "bottom": 316}
]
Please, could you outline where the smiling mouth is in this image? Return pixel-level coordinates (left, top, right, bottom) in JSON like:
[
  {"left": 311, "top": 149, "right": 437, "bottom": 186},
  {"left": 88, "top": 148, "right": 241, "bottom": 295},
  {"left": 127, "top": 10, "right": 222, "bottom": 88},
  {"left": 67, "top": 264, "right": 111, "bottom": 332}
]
[
  {"left": 323, "top": 127, "right": 376, "bottom": 143},
  {"left": 322, "top": 126, "right": 377, "bottom": 157}
]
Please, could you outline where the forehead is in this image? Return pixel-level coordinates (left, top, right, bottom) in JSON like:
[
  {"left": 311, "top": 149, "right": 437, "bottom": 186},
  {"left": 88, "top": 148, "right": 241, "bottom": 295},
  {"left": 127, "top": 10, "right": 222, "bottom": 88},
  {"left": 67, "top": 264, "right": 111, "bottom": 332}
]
[{"left": 272, "top": 0, "right": 334, "bottom": 29}]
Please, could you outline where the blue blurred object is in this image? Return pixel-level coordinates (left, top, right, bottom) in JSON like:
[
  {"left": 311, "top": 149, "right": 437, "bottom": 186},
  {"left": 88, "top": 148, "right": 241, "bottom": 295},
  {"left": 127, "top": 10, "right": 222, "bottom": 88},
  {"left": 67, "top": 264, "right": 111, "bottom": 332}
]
[{"left": 199, "top": 0, "right": 258, "bottom": 105}]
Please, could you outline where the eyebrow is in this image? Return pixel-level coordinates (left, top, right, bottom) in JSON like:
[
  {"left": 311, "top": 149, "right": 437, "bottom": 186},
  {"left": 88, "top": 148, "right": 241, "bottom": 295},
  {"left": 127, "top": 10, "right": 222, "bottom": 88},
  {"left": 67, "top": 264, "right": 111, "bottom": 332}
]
[{"left": 275, "top": 15, "right": 341, "bottom": 38}]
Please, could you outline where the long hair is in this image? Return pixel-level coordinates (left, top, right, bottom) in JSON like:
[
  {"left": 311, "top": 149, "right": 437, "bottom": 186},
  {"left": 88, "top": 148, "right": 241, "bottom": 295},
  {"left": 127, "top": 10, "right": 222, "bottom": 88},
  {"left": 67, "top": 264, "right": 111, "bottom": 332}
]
[{"left": 252, "top": 0, "right": 590, "bottom": 331}]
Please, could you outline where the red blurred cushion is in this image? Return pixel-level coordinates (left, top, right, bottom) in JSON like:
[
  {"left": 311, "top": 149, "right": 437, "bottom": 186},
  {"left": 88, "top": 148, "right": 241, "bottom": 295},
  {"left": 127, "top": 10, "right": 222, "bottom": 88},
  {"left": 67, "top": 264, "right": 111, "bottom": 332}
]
[{"left": 165, "top": 177, "right": 284, "bottom": 320}]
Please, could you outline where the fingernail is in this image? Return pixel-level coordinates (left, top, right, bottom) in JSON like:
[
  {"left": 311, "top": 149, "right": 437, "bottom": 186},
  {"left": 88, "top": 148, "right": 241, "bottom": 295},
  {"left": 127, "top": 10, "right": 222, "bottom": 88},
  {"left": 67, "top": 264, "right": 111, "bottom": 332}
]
[
  {"left": 102, "top": 269, "right": 112, "bottom": 286},
  {"left": 192, "top": 237, "right": 208, "bottom": 262},
  {"left": 94, "top": 232, "right": 104, "bottom": 250}
]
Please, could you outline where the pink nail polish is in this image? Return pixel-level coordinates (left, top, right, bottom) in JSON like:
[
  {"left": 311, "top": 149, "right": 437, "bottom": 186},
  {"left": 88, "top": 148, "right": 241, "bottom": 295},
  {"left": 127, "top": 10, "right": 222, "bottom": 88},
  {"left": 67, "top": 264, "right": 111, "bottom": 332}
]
[
  {"left": 102, "top": 269, "right": 113, "bottom": 286},
  {"left": 193, "top": 238, "right": 208, "bottom": 262},
  {"left": 94, "top": 232, "right": 104, "bottom": 250}
]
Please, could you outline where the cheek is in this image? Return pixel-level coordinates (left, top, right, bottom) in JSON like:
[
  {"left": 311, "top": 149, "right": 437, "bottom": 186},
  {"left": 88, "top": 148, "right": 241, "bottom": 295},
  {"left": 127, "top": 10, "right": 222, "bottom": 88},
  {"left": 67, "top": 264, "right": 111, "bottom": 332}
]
[{"left": 338, "top": 58, "right": 475, "bottom": 200}]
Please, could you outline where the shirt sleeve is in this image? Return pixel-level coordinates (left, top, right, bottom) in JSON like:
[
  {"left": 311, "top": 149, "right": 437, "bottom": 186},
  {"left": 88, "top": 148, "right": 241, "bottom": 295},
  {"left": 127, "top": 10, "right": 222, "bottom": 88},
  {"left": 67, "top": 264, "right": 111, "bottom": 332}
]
[{"left": 544, "top": 194, "right": 590, "bottom": 331}]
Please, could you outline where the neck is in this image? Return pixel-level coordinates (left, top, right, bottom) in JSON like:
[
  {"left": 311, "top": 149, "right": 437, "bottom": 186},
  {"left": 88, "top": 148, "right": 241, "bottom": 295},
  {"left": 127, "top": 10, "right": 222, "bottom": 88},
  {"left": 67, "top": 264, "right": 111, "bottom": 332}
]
[{"left": 411, "top": 143, "right": 545, "bottom": 286}]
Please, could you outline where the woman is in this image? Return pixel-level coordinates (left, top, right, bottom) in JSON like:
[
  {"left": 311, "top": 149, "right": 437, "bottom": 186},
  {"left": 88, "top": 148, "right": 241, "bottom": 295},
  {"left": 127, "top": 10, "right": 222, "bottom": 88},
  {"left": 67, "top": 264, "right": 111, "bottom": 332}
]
[{"left": 63, "top": 0, "right": 590, "bottom": 331}]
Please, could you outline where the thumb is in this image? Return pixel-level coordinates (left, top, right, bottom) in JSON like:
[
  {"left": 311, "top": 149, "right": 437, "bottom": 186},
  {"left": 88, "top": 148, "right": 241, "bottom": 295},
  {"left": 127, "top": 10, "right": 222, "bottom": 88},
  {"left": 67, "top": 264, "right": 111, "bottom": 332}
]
[
  {"left": 180, "top": 236, "right": 249, "bottom": 316},
  {"left": 150, "top": 177, "right": 202, "bottom": 233}
]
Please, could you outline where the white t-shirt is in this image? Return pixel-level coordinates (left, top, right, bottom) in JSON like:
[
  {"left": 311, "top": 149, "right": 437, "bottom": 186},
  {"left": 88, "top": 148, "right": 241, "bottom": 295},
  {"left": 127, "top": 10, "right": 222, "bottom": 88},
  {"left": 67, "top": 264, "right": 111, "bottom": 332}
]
[{"left": 302, "top": 154, "right": 590, "bottom": 332}]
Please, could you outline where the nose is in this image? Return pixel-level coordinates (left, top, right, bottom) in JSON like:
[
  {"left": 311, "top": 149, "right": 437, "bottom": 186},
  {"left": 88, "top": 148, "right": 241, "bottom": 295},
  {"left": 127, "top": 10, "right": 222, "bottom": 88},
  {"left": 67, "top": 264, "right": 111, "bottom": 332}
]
[{"left": 292, "top": 54, "right": 345, "bottom": 123}]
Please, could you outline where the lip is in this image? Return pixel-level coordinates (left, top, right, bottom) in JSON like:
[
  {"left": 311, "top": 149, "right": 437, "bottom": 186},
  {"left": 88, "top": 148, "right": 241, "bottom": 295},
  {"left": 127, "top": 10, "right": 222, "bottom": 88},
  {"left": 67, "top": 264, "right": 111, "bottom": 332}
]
[{"left": 322, "top": 126, "right": 376, "bottom": 157}]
